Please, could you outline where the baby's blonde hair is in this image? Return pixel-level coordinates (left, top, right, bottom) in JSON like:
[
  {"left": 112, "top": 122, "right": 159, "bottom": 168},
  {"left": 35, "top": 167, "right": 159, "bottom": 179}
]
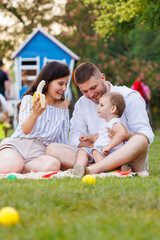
[{"left": 101, "top": 92, "right": 126, "bottom": 117}]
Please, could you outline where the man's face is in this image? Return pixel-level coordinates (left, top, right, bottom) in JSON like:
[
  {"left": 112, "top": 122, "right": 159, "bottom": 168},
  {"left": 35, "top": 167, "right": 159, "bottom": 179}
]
[{"left": 78, "top": 75, "right": 107, "bottom": 103}]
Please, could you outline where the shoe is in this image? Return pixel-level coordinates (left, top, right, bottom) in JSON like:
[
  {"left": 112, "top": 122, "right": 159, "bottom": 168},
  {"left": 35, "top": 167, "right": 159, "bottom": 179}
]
[
  {"left": 73, "top": 164, "right": 86, "bottom": 177},
  {"left": 121, "top": 164, "right": 132, "bottom": 172}
]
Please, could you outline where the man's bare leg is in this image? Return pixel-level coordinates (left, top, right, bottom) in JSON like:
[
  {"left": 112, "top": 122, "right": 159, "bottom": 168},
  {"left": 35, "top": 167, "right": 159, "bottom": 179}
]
[
  {"left": 46, "top": 143, "right": 77, "bottom": 170},
  {"left": 87, "top": 134, "right": 148, "bottom": 174}
]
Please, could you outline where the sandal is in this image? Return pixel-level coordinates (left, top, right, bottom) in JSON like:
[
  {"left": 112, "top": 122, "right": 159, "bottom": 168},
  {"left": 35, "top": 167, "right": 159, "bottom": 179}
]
[{"left": 73, "top": 164, "right": 86, "bottom": 177}]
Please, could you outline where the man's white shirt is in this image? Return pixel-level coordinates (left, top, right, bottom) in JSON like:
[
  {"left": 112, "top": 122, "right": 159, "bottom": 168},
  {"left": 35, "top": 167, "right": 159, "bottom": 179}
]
[{"left": 69, "top": 82, "right": 154, "bottom": 149}]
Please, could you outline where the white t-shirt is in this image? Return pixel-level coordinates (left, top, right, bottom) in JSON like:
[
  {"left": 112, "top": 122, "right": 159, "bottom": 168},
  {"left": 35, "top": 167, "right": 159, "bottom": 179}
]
[
  {"left": 94, "top": 118, "right": 123, "bottom": 151},
  {"left": 69, "top": 82, "right": 154, "bottom": 149}
]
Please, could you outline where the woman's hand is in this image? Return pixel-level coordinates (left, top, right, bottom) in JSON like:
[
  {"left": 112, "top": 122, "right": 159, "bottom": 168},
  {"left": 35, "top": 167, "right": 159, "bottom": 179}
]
[
  {"left": 21, "top": 97, "right": 47, "bottom": 135},
  {"left": 32, "top": 97, "right": 47, "bottom": 117}
]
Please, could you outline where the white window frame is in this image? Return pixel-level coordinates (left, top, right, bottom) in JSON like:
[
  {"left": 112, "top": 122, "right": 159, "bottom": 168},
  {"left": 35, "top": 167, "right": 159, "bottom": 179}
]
[
  {"left": 43, "top": 57, "right": 66, "bottom": 66},
  {"left": 19, "top": 56, "right": 40, "bottom": 84}
]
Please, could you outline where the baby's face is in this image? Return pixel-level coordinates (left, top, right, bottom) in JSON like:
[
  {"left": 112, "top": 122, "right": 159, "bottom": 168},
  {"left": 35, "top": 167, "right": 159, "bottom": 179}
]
[{"left": 97, "top": 96, "right": 113, "bottom": 119}]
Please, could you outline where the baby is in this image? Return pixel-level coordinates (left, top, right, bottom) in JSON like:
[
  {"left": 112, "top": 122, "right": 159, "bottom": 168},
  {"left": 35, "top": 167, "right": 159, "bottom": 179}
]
[{"left": 74, "top": 92, "right": 128, "bottom": 177}]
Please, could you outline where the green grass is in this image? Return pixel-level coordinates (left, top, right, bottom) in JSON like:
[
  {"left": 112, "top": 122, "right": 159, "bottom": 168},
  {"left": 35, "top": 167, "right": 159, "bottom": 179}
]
[{"left": 0, "top": 130, "right": 160, "bottom": 240}]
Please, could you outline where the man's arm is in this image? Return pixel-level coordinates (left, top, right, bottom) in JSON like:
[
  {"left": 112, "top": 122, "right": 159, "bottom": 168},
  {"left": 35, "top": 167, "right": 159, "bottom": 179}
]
[
  {"left": 125, "top": 92, "right": 154, "bottom": 144},
  {"left": 69, "top": 96, "right": 101, "bottom": 148},
  {"left": 69, "top": 98, "right": 89, "bottom": 148},
  {"left": 107, "top": 122, "right": 131, "bottom": 141}
]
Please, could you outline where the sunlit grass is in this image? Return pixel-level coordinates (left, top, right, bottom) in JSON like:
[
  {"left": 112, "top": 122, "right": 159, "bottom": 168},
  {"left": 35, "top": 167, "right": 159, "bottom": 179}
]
[{"left": 0, "top": 130, "right": 159, "bottom": 240}]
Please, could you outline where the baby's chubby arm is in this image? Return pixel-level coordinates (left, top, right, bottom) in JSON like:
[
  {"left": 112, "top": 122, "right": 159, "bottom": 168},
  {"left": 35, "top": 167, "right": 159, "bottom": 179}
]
[
  {"left": 78, "top": 133, "right": 99, "bottom": 148},
  {"left": 102, "top": 123, "right": 126, "bottom": 155},
  {"left": 79, "top": 133, "right": 98, "bottom": 142}
]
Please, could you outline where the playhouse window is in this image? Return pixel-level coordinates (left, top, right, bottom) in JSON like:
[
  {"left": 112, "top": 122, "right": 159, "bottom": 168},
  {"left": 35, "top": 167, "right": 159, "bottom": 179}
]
[
  {"left": 18, "top": 57, "right": 40, "bottom": 99},
  {"left": 19, "top": 57, "right": 40, "bottom": 82},
  {"left": 22, "top": 61, "right": 37, "bottom": 65}
]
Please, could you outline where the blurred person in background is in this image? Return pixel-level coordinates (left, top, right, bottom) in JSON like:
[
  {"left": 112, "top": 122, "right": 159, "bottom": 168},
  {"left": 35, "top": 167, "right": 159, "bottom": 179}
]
[
  {"left": 0, "top": 113, "right": 10, "bottom": 140},
  {"left": 141, "top": 78, "right": 151, "bottom": 113},
  {"left": 131, "top": 72, "right": 145, "bottom": 99},
  {"left": 0, "top": 93, "right": 10, "bottom": 124},
  {"left": 131, "top": 73, "right": 152, "bottom": 122},
  {"left": 0, "top": 59, "right": 10, "bottom": 99}
]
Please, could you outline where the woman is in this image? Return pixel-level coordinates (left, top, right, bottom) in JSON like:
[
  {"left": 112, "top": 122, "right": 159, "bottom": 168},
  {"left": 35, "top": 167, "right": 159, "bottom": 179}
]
[{"left": 0, "top": 61, "right": 76, "bottom": 173}]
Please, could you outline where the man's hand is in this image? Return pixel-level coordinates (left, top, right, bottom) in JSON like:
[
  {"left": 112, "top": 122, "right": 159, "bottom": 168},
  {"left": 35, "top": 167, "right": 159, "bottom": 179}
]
[{"left": 107, "top": 123, "right": 131, "bottom": 141}]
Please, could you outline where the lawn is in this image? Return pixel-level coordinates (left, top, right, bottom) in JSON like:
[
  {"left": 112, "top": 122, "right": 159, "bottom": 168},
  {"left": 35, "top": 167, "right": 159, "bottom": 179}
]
[{"left": 0, "top": 130, "right": 160, "bottom": 240}]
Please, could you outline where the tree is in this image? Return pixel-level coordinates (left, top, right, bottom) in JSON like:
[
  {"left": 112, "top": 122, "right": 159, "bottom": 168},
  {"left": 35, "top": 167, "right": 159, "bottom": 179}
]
[
  {"left": 0, "top": 0, "right": 66, "bottom": 60},
  {"left": 83, "top": 0, "right": 160, "bottom": 38}
]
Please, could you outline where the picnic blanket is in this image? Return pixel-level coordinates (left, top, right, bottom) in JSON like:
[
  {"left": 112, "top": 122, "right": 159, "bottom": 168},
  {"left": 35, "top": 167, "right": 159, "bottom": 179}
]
[{"left": 0, "top": 169, "right": 150, "bottom": 180}]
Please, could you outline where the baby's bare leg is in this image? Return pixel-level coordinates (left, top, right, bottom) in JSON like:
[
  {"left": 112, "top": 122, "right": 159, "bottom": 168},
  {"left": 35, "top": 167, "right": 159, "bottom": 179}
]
[
  {"left": 76, "top": 149, "right": 90, "bottom": 166},
  {"left": 92, "top": 149, "right": 106, "bottom": 163},
  {"left": 74, "top": 149, "right": 90, "bottom": 177}
]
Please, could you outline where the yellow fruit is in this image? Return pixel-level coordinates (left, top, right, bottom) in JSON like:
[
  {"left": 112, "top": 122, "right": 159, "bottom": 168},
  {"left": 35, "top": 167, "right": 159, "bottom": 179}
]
[
  {"left": 82, "top": 175, "right": 96, "bottom": 184},
  {"left": 0, "top": 207, "right": 20, "bottom": 226}
]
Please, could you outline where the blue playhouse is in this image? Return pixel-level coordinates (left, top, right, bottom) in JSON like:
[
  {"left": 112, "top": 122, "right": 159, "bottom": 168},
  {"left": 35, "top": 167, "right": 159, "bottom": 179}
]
[
  {"left": 9, "top": 27, "right": 79, "bottom": 128},
  {"left": 11, "top": 26, "right": 79, "bottom": 99}
]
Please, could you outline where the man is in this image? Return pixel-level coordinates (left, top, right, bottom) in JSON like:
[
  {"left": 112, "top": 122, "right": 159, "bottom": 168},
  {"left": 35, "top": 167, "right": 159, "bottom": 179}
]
[
  {"left": 46, "top": 62, "right": 154, "bottom": 174},
  {"left": 0, "top": 59, "right": 9, "bottom": 99}
]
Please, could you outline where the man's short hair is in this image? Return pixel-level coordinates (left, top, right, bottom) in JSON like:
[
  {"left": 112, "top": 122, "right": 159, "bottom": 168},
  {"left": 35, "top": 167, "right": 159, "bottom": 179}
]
[
  {"left": 0, "top": 59, "right": 3, "bottom": 67},
  {"left": 74, "top": 62, "right": 101, "bottom": 84},
  {"left": 101, "top": 92, "right": 126, "bottom": 118}
]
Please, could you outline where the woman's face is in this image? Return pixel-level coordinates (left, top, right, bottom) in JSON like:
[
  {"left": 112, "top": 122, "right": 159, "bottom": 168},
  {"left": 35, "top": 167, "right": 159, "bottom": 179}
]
[{"left": 47, "top": 76, "right": 69, "bottom": 100}]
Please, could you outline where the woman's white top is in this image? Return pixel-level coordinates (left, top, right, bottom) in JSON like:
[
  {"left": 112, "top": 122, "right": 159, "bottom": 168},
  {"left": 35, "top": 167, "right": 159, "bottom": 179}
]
[
  {"left": 11, "top": 95, "right": 69, "bottom": 145},
  {"left": 94, "top": 118, "right": 124, "bottom": 150}
]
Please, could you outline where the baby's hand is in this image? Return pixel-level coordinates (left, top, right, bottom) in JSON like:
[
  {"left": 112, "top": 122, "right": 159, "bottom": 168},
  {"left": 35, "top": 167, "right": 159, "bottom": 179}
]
[{"left": 79, "top": 135, "right": 88, "bottom": 142}]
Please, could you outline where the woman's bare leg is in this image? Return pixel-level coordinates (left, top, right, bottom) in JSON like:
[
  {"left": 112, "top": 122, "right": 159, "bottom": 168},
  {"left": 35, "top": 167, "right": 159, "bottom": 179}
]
[
  {"left": 0, "top": 148, "right": 24, "bottom": 173},
  {"left": 23, "top": 155, "right": 61, "bottom": 173},
  {"left": 46, "top": 143, "right": 77, "bottom": 170},
  {"left": 88, "top": 134, "right": 148, "bottom": 174}
]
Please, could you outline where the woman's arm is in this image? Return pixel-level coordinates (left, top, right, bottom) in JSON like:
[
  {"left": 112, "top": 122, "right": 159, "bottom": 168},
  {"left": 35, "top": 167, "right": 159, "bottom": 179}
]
[{"left": 21, "top": 98, "right": 47, "bottom": 134}]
